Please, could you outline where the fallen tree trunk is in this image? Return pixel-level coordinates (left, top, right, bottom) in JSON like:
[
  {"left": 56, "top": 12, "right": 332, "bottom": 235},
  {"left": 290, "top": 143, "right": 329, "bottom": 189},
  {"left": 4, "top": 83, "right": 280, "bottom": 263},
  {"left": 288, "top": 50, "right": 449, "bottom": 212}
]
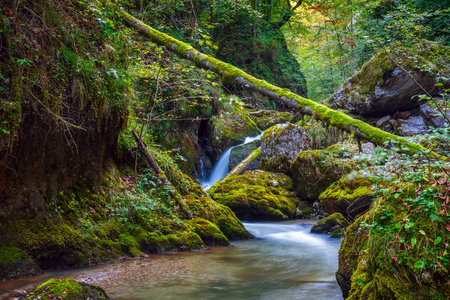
[
  {"left": 132, "top": 130, "right": 193, "bottom": 219},
  {"left": 119, "top": 10, "right": 443, "bottom": 160},
  {"left": 227, "top": 147, "right": 261, "bottom": 177}
]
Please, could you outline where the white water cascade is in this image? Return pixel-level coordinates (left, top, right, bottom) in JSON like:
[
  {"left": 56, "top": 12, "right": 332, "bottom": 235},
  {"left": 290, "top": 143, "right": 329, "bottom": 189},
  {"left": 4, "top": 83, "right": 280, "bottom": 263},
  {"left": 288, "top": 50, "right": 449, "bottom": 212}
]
[{"left": 200, "top": 132, "right": 263, "bottom": 190}]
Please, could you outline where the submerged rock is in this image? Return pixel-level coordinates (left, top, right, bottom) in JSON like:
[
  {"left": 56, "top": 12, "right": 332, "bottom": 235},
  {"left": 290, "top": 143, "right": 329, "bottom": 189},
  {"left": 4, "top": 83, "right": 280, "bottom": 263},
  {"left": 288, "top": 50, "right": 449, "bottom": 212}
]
[
  {"left": 260, "top": 123, "right": 310, "bottom": 173},
  {"left": 20, "top": 278, "right": 110, "bottom": 300},
  {"left": 208, "top": 170, "right": 300, "bottom": 220},
  {"left": 310, "top": 213, "right": 349, "bottom": 237}
]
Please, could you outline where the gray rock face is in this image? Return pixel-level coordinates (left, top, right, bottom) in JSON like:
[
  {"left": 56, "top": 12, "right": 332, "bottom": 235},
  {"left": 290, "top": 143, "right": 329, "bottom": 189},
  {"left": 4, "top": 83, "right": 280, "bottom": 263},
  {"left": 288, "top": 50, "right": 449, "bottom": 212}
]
[
  {"left": 420, "top": 104, "right": 449, "bottom": 128},
  {"left": 392, "top": 116, "right": 428, "bottom": 136},
  {"left": 228, "top": 140, "right": 261, "bottom": 173},
  {"left": 260, "top": 123, "right": 310, "bottom": 173},
  {"left": 331, "top": 67, "right": 440, "bottom": 117}
]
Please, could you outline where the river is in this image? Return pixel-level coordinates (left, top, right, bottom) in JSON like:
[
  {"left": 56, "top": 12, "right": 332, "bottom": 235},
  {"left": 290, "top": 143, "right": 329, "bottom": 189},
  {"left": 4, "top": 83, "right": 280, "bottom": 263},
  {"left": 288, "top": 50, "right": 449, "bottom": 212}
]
[{"left": 0, "top": 221, "right": 343, "bottom": 299}]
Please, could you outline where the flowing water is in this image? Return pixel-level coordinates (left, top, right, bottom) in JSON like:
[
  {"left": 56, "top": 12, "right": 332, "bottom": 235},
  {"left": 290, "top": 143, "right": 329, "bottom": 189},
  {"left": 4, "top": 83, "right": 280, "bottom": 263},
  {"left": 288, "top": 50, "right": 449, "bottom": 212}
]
[
  {"left": 200, "top": 132, "right": 264, "bottom": 190},
  {"left": 0, "top": 221, "right": 343, "bottom": 299}
]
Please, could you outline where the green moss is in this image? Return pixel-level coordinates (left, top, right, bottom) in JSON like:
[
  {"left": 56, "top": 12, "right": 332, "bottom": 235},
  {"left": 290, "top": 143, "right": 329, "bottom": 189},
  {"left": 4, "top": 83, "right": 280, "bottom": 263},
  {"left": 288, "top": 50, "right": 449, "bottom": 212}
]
[
  {"left": 319, "top": 172, "right": 373, "bottom": 215},
  {"left": 339, "top": 179, "right": 450, "bottom": 299},
  {"left": 25, "top": 279, "right": 109, "bottom": 300},
  {"left": 311, "top": 213, "right": 350, "bottom": 235},
  {"left": 291, "top": 148, "right": 351, "bottom": 201},
  {"left": 188, "top": 219, "right": 230, "bottom": 246},
  {"left": 210, "top": 102, "right": 260, "bottom": 153},
  {"left": 249, "top": 110, "right": 292, "bottom": 131},
  {"left": 0, "top": 246, "right": 26, "bottom": 264},
  {"left": 209, "top": 171, "right": 299, "bottom": 220}
]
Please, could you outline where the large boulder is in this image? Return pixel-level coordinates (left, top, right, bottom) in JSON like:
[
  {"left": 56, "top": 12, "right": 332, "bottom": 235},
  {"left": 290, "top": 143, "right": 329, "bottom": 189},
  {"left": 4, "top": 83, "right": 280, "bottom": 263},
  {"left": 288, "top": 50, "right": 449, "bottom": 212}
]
[
  {"left": 208, "top": 170, "right": 299, "bottom": 220},
  {"left": 290, "top": 147, "right": 351, "bottom": 202},
  {"left": 319, "top": 172, "right": 373, "bottom": 216},
  {"left": 329, "top": 43, "right": 449, "bottom": 118},
  {"left": 248, "top": 110, "right": 293, "bottom": 130},
  {"left": 260, "top": 123, "right": 311, "bottom": 173}
]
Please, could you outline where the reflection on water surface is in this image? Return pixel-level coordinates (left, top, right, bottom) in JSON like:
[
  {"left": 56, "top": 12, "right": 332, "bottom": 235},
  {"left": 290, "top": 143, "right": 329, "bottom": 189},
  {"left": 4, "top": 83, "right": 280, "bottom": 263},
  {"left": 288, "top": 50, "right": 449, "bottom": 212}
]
[{"left": 0, "top": 221, "right": 343, "bottom": 299}]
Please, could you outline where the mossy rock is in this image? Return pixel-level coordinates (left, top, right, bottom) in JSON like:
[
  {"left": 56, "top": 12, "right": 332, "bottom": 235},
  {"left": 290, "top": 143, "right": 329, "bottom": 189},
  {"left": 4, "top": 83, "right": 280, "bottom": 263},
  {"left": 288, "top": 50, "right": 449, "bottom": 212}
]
[
  {"left": 188, "top": 218, "right": 230, "bottom": 246},
  {"left": 22, "top": 279, "right": 110, "bottom": 300},
  {"left": 210, "top": 104, "right": 260, "bottom": 155},
  {"left": 311, "top": 213, "right": 349, "bottom": 236},
  {"left": 248, "top": 110, "right": 293, "bottom": 131},
  {"left": 319, "top": 172, "right": 373, "bottom": 216},
  {"left": 260, "top": 123, "right": 310, "bottom": 174},
  {"left": 0, "top": 246, "right": 42, "bottom": 281},
  {"left": 290, "top": 148, "right": 351, "bottom": 202},
  {"left": 174, "top": 171, "right": 252, "bottom": 240},
  {"left": 145, "top": 231, "right": 204, "bottom": 253},
  {"left": 209, "top": 170, "right": 299, "bottom": 220},
  {"left": 338, "top": 180, "right": 450, "bottom": 299},
  {"left": 329, "top": 42, "right": 450, "bottom": 118}
]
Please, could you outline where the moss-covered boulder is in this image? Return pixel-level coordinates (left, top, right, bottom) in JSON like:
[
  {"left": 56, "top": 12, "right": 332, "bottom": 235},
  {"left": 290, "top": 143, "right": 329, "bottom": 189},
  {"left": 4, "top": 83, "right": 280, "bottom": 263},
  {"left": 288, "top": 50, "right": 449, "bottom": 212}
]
[
  {"left": 0, "top": 246, "right": 42, "bottom": 281},
  {"left": 329, "top": 42, "right": 450, "bottom": 118},
  {"left": 248, "top": 110, "right": 293, "bottom": 130},
  {"left": 21, "top": 279, "right": 110, "bottom": 300},
  {"left": 260, "top": 123, "right": 310, "bottom": 173},
  {"left": 188, "top": 219, "right": 230, "bottom": 246},
  {"left": 209, "top": 101, "right": 260, "bottom": 156},
  {"left": 337, "top": 179, "right": 450, "bottom": 299},
  {"left": 290, "top": 147, "right": 351, "bottom": 202},
  {"left": 310, "top": 213, "right": 349, "bottom": 237},
  {"left": 319, "top": 172, "right": 373, "bottom": 216},
  {"left": 209, "top": 171, "right": 299, "bottom": 220}
]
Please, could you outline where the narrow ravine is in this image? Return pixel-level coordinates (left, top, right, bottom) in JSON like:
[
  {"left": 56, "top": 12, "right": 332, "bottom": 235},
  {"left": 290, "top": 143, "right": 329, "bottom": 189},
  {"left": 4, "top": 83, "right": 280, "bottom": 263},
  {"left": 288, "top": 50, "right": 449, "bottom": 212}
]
[{"left": 0, "top": 221, "right": 343, "bottom": 299}]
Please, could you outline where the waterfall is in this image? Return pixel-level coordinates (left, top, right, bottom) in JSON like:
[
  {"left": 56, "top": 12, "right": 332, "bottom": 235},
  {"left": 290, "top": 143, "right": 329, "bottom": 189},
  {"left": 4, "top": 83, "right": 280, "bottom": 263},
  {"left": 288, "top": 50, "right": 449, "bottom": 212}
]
[{"left": 200, "top": 132, "right": 263, "bottom": 190}]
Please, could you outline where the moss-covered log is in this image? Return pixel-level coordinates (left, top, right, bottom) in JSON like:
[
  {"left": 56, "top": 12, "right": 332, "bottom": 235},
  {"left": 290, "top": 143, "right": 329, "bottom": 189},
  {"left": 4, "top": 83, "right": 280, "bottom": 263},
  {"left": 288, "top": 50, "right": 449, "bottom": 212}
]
[
  {"left": 132, "top": 130, "right": 193, "bottom": 219},
  {"left": 118, "top": 10, "right": 442, "bottom": 159},
  {"left": 227, "top": 147, "right": 261, "bottom": 177}
]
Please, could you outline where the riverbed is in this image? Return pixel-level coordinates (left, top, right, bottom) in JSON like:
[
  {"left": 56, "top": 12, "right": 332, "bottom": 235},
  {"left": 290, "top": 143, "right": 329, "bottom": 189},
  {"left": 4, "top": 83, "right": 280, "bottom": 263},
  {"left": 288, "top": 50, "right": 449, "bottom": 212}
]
[{"left": 0, "top": 221, "right": 343, "bottom": 299}]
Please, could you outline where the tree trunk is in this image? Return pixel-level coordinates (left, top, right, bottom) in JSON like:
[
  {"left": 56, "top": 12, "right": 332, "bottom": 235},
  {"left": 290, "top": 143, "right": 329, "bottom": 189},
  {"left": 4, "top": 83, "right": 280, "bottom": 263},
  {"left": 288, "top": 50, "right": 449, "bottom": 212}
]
[
  {"left": 119, "top": 10, "right": 443, "bottom": 160},
  {"left": 132, "top": 131, "right": 193, "bottom": 219},
  {"left": 227, "top": 147, "right": 261, "bottom": 177}
]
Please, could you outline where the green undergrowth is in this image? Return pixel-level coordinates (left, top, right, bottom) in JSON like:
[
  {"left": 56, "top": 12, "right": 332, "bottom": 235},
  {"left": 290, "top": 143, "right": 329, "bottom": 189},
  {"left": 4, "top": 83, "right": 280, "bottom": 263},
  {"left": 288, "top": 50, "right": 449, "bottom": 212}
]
[
  {"left": 0, "top": 0, "right": 134, "bottom": 151},
  {"left": 337, "top": 141, "right": 450, "bottom": 299},
  {"left": 0, "top": 145, "right": 250, "bottom": 278}
]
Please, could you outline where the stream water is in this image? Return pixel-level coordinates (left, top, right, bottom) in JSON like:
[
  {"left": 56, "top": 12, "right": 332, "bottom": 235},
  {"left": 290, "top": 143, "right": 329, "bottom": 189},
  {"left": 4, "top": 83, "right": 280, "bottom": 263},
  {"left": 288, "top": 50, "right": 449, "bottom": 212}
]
[
  {"left": 200, "top": 132, "right": 263, "bottom": 190},
  {"left": 0, "top": 221, "right": 343, "bottom": 299}
]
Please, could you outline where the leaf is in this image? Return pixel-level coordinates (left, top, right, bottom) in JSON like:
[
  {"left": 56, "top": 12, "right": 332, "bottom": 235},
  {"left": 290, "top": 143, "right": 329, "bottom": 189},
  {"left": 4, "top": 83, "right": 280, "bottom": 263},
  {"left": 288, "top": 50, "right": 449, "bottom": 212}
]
[
  {"left": 414, "top": 260, "right": 426, "bottom": 269},
  {"left": 430, "top": 214, "right": 440, "bottom": 222},
  {"left": 434, "top": 236, "right": 442, "bottom": 246},
  {"left": 411, "top": 237, "right": 417, "bottom": 247},
  {"left": 419, "top": 230, "right": 426, "bottom": 235}
]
